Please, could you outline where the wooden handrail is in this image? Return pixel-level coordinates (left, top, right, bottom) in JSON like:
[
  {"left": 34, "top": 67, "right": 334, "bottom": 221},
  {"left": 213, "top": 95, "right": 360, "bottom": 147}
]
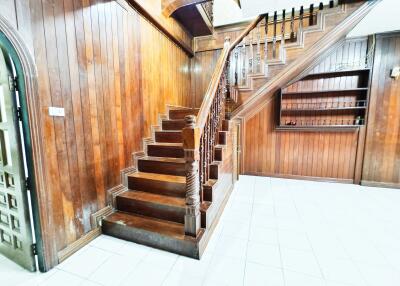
[{"left": 195, "top": 14, "right": 266, "bottom": 134}]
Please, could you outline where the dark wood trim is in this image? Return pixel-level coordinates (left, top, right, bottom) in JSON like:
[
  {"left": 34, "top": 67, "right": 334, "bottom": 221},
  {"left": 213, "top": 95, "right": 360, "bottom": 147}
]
[
  {"left": 162, "top": 0, "right": 210, "bottom": 17},
  {"left": 361, "top": 180, "right": 400, "bottom": 189},
  {"left": 356, "top": 35, "right": 377, "bottom": 184},
  {"left": 245, "top": 171, "right": 354, "bottom": 184},
  {"left": 123, "top": 0, "right": 194, "bottom": 57},
  {"left": 57, "top": 227, "right": 102, "bottom": 263}
]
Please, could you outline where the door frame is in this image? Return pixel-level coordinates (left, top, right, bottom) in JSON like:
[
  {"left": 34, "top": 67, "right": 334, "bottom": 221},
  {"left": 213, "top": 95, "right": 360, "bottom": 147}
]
[{"left": 0, "top": 15, "right": 53, "bottom": 272}]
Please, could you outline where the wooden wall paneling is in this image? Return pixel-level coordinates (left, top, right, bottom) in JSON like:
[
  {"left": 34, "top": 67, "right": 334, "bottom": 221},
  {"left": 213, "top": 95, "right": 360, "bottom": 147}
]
[
  {"left": 362, "top": 33, "right": 400, "bottom": 187},
  {"left": 0, "top": 0, "right": 193, "bottom": 269},
  {"left": 242, "top": 39, "right": 369, "bottom": 181}
]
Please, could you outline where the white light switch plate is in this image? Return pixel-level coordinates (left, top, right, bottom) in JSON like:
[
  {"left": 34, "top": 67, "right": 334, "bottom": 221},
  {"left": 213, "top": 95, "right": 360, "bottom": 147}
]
[{"left": 48, "top": 107, "right": 65, "bottom": 117}]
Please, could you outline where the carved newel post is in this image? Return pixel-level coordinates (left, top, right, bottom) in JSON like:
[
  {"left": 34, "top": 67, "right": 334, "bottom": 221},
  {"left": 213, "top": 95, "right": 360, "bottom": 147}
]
[{"left": 182, "top": 115, "right": 201, "bottom": 237}]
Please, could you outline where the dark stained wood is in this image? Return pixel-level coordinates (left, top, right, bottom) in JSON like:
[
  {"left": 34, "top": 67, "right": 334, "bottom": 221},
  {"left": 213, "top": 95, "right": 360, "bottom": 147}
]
[
  {"left": 172, "top": 4, "right": 213, "bottom": 37},
  {"left": 0, "top": 0, "right": 192, "bottom": 269},
  {"left": 102, "top": 211, "right": 204, "bottom": 258},
  {"left": 362, "top": 32, "right": 400, "bottom": 187},
  {"left": 242, "top": 38, "right": 369, "bottom": 181}
]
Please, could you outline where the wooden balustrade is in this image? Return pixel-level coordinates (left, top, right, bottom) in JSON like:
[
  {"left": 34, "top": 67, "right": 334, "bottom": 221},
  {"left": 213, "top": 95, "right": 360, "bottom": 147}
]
[{"left": 182, "top": 1, "right": 336, "bottom": 236}]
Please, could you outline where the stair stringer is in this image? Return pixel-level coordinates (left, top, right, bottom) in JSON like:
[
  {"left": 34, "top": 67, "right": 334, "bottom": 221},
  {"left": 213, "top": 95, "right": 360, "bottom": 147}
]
[
  {"left": 235, "top": 3, "right": 346, "bottom": 93},
  {"left": 232, "top": 0, "right": 380, "bottom": 119}
]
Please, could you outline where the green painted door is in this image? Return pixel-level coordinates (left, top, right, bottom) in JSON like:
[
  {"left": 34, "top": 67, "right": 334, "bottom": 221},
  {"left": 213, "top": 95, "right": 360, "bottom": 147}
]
[{"left": 0, "top": 47, "right": 36, "bottom": 271}]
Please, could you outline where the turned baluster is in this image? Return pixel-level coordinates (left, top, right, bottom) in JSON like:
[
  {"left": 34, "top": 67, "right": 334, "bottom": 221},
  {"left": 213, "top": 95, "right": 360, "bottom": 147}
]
[
  {"left": 309, "top": 4, "right": 314, "bottom": 26},
  {"left": 281, "top": 9, "right": 286, "bottom": 60},
  {"left": 248, "top": 32, "right": 254, "bottom": 74},
  {"left": 299, "top": 6, "right": 304, "bottom": 40},
  {"left": 272, "top": 11, "right": 277, "bottom": 59},
  {"left": 256, "top": 22, "right": 262, "bottom": 73},
  {"left": 264, "top": 13, "right": 269, "bottom": 76},
  {"left": 290, "top": 8, "right": 295, "bottom": 42},
  {"left": 241, "top": 38, "right": 246, "bottom": 85},
  {"left": 234, "top": 46, "right": 239, "bottom": 86},
  {"left": 182, "top": 115, "right": 201, "bottom": 237}
]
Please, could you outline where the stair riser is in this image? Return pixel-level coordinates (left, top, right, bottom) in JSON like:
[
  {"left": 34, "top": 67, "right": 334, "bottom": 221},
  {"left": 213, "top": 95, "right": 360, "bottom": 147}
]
[
  {"left": 219, "top": 131, "right": 227, "bottom": 145},
  {"left": 214, "top": 148, "right": 223, "bottom": 161},
  {"left": 169, "top": 109, "right": 198, "bottom": 120},
  {"left": 102, "top": 220, "right": 201, "bottom": 259},
  {"left": 147, "top": 145, "right": 184, "bottom": 158},
  {"left": 155, "top": 132, "right": 182, "bottom": 143},
  {"left": 209, "top": 164, "right": 219, "bottom": 180},
  {"left": 138, "top": 160, "right": 185, "bottom": 176},
  {"left": 116, "top": 196, "right": 185, "bottom": 224},
  {"left": 162, "top": 120, "right": 186, "bottom": 130},
  {"left": 128, "top": 177, "right": 185, "bottom": 198}
]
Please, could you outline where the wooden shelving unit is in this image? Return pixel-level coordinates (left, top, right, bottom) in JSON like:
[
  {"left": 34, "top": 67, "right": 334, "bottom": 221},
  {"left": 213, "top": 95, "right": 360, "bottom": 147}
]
[{"left": 277, "top": 68, "right": 371, "bottom": 130}]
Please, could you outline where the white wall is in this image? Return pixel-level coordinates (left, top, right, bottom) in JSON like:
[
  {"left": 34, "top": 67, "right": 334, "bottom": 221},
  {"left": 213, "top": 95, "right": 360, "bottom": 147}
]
[
  {"left": 213, "top": 0, "right": 330, "bottom": 27},
  {"left": 214, "top": 0, "right": 400, "bottom": 37},
  {"left": 348, "top": 0, "right": 400, "bottom": 37}
]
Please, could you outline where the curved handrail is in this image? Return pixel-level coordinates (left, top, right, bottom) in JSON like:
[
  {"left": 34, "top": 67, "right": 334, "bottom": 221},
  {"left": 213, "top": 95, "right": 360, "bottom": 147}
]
[{"left": 195, "top": 13, "right": 266, "bottom": 133}]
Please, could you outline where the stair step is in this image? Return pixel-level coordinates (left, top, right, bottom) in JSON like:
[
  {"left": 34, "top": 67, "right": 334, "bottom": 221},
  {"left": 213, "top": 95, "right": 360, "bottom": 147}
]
[
  {"left": 138, "top": 156, "right": 185, "bottom": 176},
  {"left": 214, "top": 145, "right": 224, "bottom": 161},
  {"left": 128, "top": 172, "right": 186, "bottom": 198},
  {"left": 116, "top": 191, "right": 185, "bottom": 224},
  {"left": 162, "top": 119, "right": 186, "bottom": 130},
  {"left": 155, "top": 130, "right": 182, "bottom": 143},
  {"left": 169, "top": 108, "right": 199, "bottom": 120},
  {"left": 102, "top": 211, "right": 204, "bottom": 258},
  {"left": 147, "top": 143, "right": 184, "bottom": 158}
]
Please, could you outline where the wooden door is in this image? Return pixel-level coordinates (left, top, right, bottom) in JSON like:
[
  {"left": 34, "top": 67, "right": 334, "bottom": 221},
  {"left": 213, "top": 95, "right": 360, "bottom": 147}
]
[{"left": 0, "top": 46, "right": 36, "bottom": 271}]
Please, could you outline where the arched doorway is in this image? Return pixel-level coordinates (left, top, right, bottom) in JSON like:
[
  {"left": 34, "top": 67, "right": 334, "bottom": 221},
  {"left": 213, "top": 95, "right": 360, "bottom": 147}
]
[{"left": 0, "top": 19, "right": 46, "bottom": 272}]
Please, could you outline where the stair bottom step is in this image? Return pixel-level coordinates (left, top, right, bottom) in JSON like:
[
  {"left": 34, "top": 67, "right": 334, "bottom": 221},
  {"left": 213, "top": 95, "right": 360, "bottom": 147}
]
[{"left": 102, "top": 212, "right": 205, "bottom": 259}]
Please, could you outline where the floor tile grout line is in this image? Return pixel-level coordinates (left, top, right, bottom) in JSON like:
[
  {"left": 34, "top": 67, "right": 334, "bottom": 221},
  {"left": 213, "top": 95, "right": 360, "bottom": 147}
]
[{"left": 242, "top": 176, "right": 256, "bottom": 286}]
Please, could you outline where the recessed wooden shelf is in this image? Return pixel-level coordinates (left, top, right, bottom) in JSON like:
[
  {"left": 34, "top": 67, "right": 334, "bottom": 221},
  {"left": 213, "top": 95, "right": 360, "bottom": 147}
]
[
  {"left": 281, "top": 88, "right": 368, "bottom": 96},
  {"left": 281, "top": 106, "right": 367, "bottom": 112},
  {"left": 275, "top": 125, "right": 362, "bottom": 132},
  {"left": 278, "top": 67, "right": 371, "bottom": 131},
  {"left": 303, "top": 68, "right": 370, "bottom": 79}
]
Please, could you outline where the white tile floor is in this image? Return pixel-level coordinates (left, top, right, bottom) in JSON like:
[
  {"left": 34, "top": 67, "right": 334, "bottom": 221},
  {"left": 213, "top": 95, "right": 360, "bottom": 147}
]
[{"left": 1, "top": 175, "right": 400, "bottom": 286}]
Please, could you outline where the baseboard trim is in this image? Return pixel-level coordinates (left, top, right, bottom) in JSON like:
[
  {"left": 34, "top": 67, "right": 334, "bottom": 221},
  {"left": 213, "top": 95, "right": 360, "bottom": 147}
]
[
  {"left": 244, "top": 171, "right": 354, "bottom": 184},
  {"left": 57, "top": 227, "right": 101, "bottom": 263},
  {"left": 91, "top": 206, "right": 113, "bottom": 229},
  {"left": 361, "top": 180, "right": 400, "bottom": 189}
]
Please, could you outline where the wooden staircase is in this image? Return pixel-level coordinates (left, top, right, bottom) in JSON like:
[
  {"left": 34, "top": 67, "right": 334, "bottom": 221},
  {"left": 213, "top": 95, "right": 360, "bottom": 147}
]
[
  {"left": 102, "top": 107, "right": 234, "bottom": 258},
  {"left": 100, "top": 0, "right": 378, "bottom": 260},
  {"left": 230, "top": 0, "right": 380, "bottom": 118}
]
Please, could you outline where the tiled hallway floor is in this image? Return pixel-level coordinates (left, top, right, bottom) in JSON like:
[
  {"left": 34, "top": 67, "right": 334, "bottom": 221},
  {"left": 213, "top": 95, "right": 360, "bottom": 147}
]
[{"left": 2, "top": 176, "right": 400, "bottom": 286}]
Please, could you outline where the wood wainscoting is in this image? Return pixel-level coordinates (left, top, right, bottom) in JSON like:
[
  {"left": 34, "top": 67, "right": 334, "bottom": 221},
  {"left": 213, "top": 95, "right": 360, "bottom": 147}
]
[
  {"left": 0, "top": 0, "right": 192, "bottom": 270},
  {"left": 242, "top": 37, "right": 369, "bottom": 182},
  {"left": 361, "top": 32, "right": 400, "bottom": 187}
]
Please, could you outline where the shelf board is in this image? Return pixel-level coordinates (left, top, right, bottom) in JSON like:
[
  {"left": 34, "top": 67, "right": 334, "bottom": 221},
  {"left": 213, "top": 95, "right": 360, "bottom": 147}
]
[
  {"left": 303, "top": 68, "right": 370, "bottom": 80},
  {"left": 281, "top": 106, "right": 367, "bottom": 112},
  {"left": 282, "top": 88, "right": 368, "bottom": 97},
  {"left": 276, "top": 125, "right": 363, "bottom": 132}
]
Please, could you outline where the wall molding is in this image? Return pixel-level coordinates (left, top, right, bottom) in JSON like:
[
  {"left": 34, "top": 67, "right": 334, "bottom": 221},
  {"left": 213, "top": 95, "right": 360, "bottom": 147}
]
[
  {"left": 119, "top": 0, "right": 194, "bottom": 57},
  {"left": 361, "top": 181, "right": 400, "bottom": 189},
  {"left": 57, "top": 227, "right": 102, "bottom": 263},
  {"left": 245, "top": 171, "right": 354, "bottom": 184}
]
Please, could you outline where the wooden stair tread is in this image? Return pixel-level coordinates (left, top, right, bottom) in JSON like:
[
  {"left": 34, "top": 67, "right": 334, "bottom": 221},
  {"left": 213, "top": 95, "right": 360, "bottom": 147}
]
[
  {"left": 104, "top": 211, "right": 185, "bottom": 239},
  {"left": 148, "top": 142, "right": 182, "bottom": 147},
  {"left": 120, "top": 190, "right": 185, "bottom": 208},
  {"left": 129, "top": 172, "right": 186, "bottom": 184},
  {"left": 140, "top": 156, "right": 185, "bottom": 164}
]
